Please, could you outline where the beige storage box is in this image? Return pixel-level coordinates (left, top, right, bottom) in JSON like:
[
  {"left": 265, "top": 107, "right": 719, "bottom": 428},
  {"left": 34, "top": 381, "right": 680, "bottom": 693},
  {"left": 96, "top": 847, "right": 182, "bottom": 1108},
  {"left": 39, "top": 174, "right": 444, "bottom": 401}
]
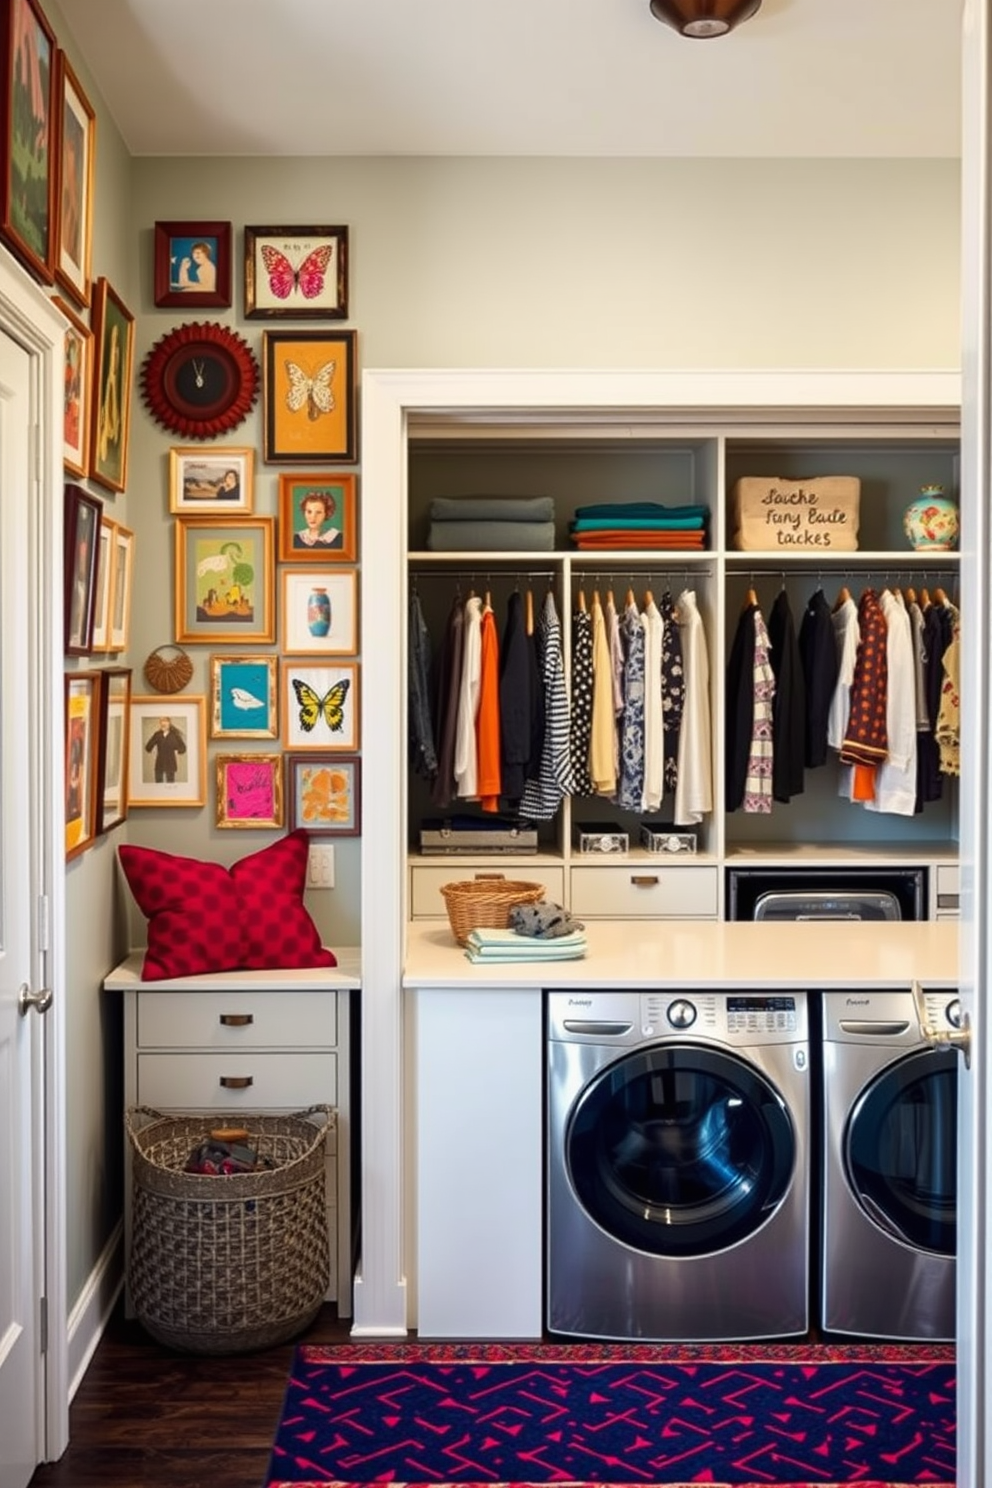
[{"left": 731, "top": 475, "right": 860, "bottom": 552}]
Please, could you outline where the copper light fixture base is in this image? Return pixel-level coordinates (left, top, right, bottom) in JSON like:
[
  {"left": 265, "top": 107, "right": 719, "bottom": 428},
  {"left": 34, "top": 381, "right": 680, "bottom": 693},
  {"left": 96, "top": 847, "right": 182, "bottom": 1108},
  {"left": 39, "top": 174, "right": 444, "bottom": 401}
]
[{"left": 649, "top": 0, "right": 762, "bottom": 37}]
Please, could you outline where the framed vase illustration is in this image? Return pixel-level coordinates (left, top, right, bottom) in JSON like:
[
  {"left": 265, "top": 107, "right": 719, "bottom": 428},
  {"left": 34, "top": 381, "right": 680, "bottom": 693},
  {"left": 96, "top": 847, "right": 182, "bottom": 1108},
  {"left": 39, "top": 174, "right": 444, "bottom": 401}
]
[{"left": 280, "top": 568, "right": 357, "bottom": 656}]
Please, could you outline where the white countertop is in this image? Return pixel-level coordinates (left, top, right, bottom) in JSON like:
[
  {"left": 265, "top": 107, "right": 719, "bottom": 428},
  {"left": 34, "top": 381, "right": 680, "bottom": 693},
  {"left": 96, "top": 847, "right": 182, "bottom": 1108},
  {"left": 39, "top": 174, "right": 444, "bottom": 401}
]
[
  {"left": 404, "top": 918, "right": 960, "bottom": 990},
  {"left": 103, "top": 948, "right": 362, "bottom": 991}
]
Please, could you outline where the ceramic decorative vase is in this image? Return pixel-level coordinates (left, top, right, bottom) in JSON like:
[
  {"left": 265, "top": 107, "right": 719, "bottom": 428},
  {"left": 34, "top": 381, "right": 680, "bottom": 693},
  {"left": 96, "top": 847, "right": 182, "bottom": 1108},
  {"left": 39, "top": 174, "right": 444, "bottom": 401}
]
[
  {"left": 903, "top": 485, "right": 959, "bottom": 552},
  {"left": 307, "top": 586, "right": 331, "bottom": 637}
]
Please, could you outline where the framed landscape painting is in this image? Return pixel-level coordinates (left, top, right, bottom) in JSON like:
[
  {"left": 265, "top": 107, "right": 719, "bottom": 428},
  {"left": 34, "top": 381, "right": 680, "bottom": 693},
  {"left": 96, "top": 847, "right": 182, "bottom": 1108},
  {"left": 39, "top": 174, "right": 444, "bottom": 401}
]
[{"left": 174, "top": 516, "right": 275, "bottom": 644}]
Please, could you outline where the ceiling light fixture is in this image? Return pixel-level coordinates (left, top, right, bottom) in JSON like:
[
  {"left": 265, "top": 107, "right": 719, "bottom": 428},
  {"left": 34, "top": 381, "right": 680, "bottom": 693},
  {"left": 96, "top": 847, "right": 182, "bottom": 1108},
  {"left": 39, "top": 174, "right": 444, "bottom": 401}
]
[{"left": 649, "top": 0, "right": 762, "bottom": 38}]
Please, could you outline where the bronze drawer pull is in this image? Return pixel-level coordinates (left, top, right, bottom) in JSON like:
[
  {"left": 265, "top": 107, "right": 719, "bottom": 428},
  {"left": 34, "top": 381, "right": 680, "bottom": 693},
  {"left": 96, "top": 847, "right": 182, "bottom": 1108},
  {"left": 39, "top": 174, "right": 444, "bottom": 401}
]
[
  {"left": 219, "top": 1013, "right": 253, "bottom": 1027},
  {"left": 219, "top": 1075, "right": 254, "bottom": 1089},
  {"left": 630, "top": 875, "right": 660, "bottom": 887}
]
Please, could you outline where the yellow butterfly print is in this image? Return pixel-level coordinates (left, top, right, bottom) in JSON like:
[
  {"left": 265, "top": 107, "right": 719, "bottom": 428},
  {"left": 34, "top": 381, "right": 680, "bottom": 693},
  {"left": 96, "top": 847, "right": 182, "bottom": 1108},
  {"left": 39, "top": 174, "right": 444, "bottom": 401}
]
[
  {"left": 293, "top": 676, "right": 350, "bottom": 734},
  {"left": 285, "top": 359, "right": 336, "bottom": 421}
]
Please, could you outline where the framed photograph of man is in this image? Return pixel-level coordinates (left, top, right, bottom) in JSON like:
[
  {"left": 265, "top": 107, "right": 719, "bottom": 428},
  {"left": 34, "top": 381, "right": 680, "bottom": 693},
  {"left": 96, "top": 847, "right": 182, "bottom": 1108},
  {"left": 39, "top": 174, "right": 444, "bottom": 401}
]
[
  {"left": 55, "top": 295, "right": 91, "bottom": 476},
  {"left": 88, "top": 276, "right": 134, "bottom": 494},
  {"left": 127, "top": 694, "right": 206, "bottom": 808},
  {"left": 0, "top": 0, "right": 57, "bottom": 284},
  {"left": 54, "top": 49, "right": 95, "bottom": 307},
  {"left": 154, "top": 219, "right": 232, "bottom": 309},
  {"left": 65, "top": 670, "right": 100, "bottom": 858},
  {"left": 169, "top": 445, "right": 253, "bottom": 514}
]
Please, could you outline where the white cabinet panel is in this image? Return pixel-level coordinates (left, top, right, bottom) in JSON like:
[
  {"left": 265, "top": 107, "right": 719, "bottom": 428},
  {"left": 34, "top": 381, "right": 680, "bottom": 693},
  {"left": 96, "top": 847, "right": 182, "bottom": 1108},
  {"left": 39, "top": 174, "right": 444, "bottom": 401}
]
[{"left": 570, "top": 864, "right": 719, "bottom": 918}]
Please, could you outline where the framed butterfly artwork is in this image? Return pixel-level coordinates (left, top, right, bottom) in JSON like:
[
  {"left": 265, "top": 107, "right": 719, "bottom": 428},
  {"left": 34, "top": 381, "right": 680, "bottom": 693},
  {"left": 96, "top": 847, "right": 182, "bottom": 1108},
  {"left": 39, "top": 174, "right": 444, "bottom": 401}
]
[
  {"left": 263, "top": 329, "right": 357, "bottom": 464},
  {"left": 280, "top": 661, "right": 359, "bottom": 752},
  {"left": 244, "top": 225, "right": 347, "bottom": 319}
]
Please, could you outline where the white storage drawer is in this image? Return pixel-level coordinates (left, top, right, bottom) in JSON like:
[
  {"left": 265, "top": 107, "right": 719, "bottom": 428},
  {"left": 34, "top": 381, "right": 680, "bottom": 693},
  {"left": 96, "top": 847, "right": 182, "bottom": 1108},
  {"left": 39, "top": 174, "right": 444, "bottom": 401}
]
[
  {"left": 935, "top": 864, "right": 960, "bottom": 915},
  {"left": 136, "top": 990, "right": 335, "bottom": 1049},
  {"left": 569, "top": 864, "right": 719, "bottom": 919},
  {"left": 135, "top": 1051, "right": 337, "bottom": 1110},
  {"left": 410, "top": 864, "right": 565, "bottom": 917}
]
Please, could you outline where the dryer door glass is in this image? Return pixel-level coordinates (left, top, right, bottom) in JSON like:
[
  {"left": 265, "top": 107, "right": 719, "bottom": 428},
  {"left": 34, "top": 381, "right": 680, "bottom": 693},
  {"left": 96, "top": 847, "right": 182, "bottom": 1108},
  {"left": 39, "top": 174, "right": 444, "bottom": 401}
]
[
  {"left": 565, "top": 1044, "right": 795, "bottom": 1257},
  {"left": 845, "top": 1047, "right": 957, "bottom": 1256}
]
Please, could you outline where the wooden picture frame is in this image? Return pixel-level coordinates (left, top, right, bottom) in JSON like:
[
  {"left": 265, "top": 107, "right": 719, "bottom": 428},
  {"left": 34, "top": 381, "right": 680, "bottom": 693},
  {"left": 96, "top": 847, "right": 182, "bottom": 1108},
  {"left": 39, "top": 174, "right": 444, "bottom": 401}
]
[
  {"left": 55, "top": 295, "right": 91, "bottom": 476},
  {"left": 90, "top": 514, "right": 114, "bottom": 652},
  {"left": 127, "top": 693, "right": 207, "bottom": 808},
  {"left": 64, "top": 482, "right": 101, "bottom": 655},
  {"left": 263, "top": 329, "right": 357, "bottom": 464},
  {"left": 215, "top": 752, "right": 284, "bottom": 829},
  {"left": 174, "top": 515, "right": 275, "bottom": 644},
  {"left": 209, "top": 654, "right": 278, "bottom": 739},
  {"left": 169, "top": 445, "right": 253, "bottom": 514},
  {"left": 280, "top": 567, "right": 358, "bottom": 656},
  {"left": 96, "top": 665, "right": 131, "bottom": 833},
  {"left": 280, "top": 660, "right": 359, "bottom": 751},
  {"left": 88, "top": 276, "right": 134, "bottom": 493},
  {"left": 65, "top": 670, "right": 100, "bottom": 858},
  {"left": 244, "top": 224, "right": 348, "bottom": 319},
  {"left": 278, "top": 472, "right": 357, "bottom": 562},
  {"left": 286, "top": 753, "right": 361, "bottom": 836},
  {"left": 154, "top": 219, "right": 232, "bottom": 308},
  {"left": 0, "top": 0, "right": 56, "bottom": 284},
  {"left": 108, "top": 522, "right": 134, "bottom": 652},
  {"left": 54, "top": 49, "right": 95, "bottom": 307}
]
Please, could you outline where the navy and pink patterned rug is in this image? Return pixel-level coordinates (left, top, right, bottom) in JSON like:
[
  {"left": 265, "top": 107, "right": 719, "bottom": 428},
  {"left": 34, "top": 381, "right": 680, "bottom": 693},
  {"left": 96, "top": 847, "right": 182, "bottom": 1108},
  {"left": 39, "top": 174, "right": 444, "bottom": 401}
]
[{"left": 264, "top": 1341, "right": 956, "bottom": 1488}]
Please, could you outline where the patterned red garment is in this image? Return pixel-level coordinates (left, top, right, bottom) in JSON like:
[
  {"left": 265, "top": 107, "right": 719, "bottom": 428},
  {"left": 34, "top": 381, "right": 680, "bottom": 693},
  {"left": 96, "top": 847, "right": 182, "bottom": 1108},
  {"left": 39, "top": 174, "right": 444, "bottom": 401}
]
[{"left": 839, "top": 587, "right": 889, "bottom": 766}]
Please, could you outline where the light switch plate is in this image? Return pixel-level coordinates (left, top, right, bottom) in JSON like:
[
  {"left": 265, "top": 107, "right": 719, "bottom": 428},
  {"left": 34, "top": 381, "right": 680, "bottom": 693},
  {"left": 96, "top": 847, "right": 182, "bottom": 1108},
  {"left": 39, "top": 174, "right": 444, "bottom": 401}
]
[{"left": 307, "top": 844, "right": 335, "bottom": 889}]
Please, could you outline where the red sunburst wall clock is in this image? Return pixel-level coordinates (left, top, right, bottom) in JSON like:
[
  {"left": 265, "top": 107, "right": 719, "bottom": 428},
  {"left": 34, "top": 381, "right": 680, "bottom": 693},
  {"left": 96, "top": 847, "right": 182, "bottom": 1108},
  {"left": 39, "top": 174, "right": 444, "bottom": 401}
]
[{"left": 140, "top": 321, "right": 259, "bottom": 439}]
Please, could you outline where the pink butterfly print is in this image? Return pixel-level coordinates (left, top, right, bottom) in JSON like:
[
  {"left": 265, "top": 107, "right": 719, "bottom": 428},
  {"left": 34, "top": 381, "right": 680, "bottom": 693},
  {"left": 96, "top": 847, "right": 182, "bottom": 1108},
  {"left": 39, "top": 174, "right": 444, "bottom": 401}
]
[{"left": 260, "top": 243, "right": 334, "bottom": 301}]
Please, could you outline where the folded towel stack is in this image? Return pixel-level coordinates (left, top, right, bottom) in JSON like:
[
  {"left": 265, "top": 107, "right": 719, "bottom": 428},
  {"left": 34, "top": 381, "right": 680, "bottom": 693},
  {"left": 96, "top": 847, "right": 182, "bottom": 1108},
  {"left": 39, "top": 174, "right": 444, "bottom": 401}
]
[
  {"left": 463, "top": 926, "right": 588, "bottom": 964},
  {"left": 426, "top": 495, "right": 557, "bottom": 552},
  {"left": 569, "top": 501, "right": 709, "bottom": 551}
]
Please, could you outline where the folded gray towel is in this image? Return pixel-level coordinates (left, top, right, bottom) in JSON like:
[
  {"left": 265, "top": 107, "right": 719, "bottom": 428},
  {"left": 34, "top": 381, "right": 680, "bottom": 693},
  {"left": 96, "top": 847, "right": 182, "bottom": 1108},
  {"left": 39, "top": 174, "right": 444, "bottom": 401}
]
[
  {"left": 429, "top": 496, "right": 555, "bottom": 523},
  {"left": 426, "top": 519, "right": 556, "bottom": 551}
]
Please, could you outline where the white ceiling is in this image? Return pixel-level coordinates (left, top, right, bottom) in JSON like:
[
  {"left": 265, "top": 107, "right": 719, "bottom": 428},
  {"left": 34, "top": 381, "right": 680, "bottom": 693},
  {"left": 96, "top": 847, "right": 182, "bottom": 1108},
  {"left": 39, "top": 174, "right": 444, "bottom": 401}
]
[{"left": 56, "top": 0, "right": 963, "bottom": 160}]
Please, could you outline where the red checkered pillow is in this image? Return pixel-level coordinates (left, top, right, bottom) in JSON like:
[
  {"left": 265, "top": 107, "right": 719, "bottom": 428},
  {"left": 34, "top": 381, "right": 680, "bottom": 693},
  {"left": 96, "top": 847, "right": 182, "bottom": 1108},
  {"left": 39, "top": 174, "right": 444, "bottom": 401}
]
[{"left": 118, "top": 830, "right": 336, "bottom": 981}]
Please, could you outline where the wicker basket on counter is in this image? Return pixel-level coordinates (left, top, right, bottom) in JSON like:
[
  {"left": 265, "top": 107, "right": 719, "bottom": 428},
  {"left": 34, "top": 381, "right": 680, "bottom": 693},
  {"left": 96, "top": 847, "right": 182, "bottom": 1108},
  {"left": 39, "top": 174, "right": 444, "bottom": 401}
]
[{"left": 440, "top": 876, "right": 546, "bottom": 946}]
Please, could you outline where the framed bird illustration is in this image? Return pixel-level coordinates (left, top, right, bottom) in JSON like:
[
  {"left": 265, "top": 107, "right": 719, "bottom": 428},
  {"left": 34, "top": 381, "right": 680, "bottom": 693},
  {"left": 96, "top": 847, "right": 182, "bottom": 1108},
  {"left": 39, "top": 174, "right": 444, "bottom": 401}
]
[
  {"left": 209, "top": 655, "right": 278, "bottom": 739},
  {"left": 263, "top": 329, "right": 357, "bottom": 463},
  {"left": 281, "top": 662, "right": 359, "bottom": 752}
]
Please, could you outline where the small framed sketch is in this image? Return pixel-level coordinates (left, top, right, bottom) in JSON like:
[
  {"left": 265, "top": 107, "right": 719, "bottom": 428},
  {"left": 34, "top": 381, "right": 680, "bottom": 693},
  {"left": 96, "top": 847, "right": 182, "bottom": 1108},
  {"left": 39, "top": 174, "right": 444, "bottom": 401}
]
[
  {"left": 154, "top": 219, "right": 232, "bottom": 308},
  {"left": 281, "top": 661, "right": 359, "bottom": 751},
  {"left": 55, "top": 50, "right": 96, "bottom": 307},
  {"left": 210, "top": 654, "right": 278, "bottom": 739},
  {"left": 174, "top": 515, "right": 275, "bottom": 644},
  {"left": 216, "top": 752, "right": 284, "bottom": 829},
  {"left": 55, "top": 296, "right": 91, "bottom": 475},
  {"left": 169, "top": 445, "right": 254, "bottom": 514},
  {"left": 109, "top": 523, "right": 134, "bottom": 652},
  {"left": 64, "top": 482, "right": 101, "bottom": 655},
  {"left": 281, "top": 568, "right": 358, "bottom": 656},
  {"left": 127, "top": 694, "right": 207, "bottom": 808},
  {"left": 65, "top": 671, "right": 100, "bottom": 859},
  {"left": 286, "top": 753, "right": 361, "bottom": 837},
  {"left": 96, "top": 666, "right": 131, "bottom": 834},
  {"left": 244, "top": 225, "right": 348, "bottom": 319},
  {"left": 90, "top": 515, "right": 115, "bottom": 652},
  {"left": 263, "top": 330, "right": 357, "bottom": 464},
  {"left": 278, "top": 472, "right": 357, "bottom": 562}
]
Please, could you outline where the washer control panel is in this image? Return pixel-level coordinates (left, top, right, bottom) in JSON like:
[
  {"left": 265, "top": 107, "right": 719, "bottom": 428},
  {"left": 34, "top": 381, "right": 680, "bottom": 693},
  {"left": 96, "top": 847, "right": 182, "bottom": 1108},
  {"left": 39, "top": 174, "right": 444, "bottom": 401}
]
[{"left": 726, "top": 995, "right": 799, "bottom": 1033}]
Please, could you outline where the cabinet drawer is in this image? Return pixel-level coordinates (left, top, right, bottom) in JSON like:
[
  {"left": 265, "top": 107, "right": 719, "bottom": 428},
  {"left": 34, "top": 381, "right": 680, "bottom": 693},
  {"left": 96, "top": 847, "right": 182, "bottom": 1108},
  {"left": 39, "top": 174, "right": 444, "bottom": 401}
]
[
  {"left": 136, "top": 1052, "right": 337, "bottom": 1110},
  {"left": 136, "top": 991, "right": 336, "bottom": 1050},
  {"left": 569, "top": 864, "right": 719, "bottom": 918},
  {"left": 410, "top": 865, "right": 565, "bottom": 918},
  {"left": 935, "top": 864, "right": 960, "bottom": 913}
]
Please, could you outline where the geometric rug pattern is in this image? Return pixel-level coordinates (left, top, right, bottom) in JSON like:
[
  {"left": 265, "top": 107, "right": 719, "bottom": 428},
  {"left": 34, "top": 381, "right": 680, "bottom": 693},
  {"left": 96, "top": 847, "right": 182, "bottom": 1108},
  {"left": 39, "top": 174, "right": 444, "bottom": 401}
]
[{"left": 265, "top": 1342, "right": 956, "bottom": 1488}]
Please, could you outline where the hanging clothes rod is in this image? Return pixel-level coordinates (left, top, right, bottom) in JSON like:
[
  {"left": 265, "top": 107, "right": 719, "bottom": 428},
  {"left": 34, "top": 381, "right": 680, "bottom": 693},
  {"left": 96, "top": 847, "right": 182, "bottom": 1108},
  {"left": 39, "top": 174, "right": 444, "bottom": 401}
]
[
  {"left": 736, "top": 565, "right": 957, "bottom": 579},
  {"left": 409, "top": 569, "right": 557, "bottom": 580}
]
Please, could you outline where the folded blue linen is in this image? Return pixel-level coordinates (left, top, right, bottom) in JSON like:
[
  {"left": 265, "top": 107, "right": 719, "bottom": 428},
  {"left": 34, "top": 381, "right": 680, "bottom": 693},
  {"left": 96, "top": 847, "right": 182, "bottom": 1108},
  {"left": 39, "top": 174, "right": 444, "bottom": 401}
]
[
  {"left": 464, "top": 943, "right": 587, "bottom": 963},
  {"left": 467, "top": 927, "right": 587, "bottom": 950},
  {"left": 426, "top": 520, "right": 556, "bottom": 551},
  {"left": 429, "top": 496, "right": 555, "bottom": 523},
  {"left": 570, "top": 515, "right": 705, "bottom": 531},
  {"left": 574, "top": 501, "right": 708, "bottom": 520}
]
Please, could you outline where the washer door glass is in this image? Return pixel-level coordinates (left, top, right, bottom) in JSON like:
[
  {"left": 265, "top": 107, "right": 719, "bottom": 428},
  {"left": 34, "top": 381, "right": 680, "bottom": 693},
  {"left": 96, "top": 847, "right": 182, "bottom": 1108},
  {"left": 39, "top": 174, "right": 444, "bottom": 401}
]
[
  {"left": 565, "top": 1043, "right": 795, "bottom": 1258},
  {"left": 845, "top": 1047, "right": 957, "bottom": 1256}
]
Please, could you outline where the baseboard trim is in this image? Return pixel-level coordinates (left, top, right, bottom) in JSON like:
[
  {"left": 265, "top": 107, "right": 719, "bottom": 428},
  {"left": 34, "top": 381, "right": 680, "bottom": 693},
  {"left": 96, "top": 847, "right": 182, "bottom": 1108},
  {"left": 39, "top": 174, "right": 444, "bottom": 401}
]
[{"left": 67, "top": 1220, "right": 124, "bottom": 1400}]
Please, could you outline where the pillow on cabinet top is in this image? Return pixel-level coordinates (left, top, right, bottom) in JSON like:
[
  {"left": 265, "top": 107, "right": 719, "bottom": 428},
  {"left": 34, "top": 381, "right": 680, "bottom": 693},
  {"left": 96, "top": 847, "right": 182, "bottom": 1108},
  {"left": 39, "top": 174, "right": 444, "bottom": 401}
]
[{"left": 118, "top": 829, "right": 336, "bottom": 982}]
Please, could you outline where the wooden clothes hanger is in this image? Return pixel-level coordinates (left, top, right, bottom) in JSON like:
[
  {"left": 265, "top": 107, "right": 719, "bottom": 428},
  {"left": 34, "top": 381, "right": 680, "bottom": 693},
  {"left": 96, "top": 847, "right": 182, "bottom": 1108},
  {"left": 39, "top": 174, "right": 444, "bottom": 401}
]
[
  {"left": 577, "top": 588, "right": 587, "bottom": 613},
  {"left": 832, "top": 584, "right": 851, "bottom": 613},
  {"left": 525, "top": 588, "right": 534, "bottom": 636}
]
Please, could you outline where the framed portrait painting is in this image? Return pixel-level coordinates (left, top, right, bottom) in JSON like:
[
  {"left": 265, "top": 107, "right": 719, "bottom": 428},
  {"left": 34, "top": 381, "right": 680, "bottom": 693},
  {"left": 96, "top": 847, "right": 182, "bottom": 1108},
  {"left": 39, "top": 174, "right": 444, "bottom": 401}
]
[
  {"left": 244, "top": 224, "right": 348, "bottom": 319},
  {"left": 286, "top": 753, "right": 361, "bottom": 837},
  {"left": 96, "top": 665, "right": 131, "bottom": 833},
  {"left": 169, "top": 445, "right": 253, "bottom": 514},
  {"left": 278, "top": 472, "right": 356, "bottom": 562},
  {"left": 281, "top": 568, "right": 358, "bottom": 656},
  {"left": 127, "top": 693, "right": 206, "bottom": 808},
  {"left": 65, "top": 671, "right": 100, "bottom": 859},
  {"left": 54, "top": 50, "right": 95, "bottom": 307},
  {"left": 0, "top": 0, "right": 56, "bottom": 284},
  {"left": 55, "top": 295, "right": 91, "bottom": 476},
  {"left": 263, "top": 329, "right": 357, "bottom": 464},
  {"left": 281, "top": 660, "right": 359, "bottom": 752},
  {"left": 154, "top": 219, "right": 232, "bottom": 309},
  {"left": 209, "top": 653, "right": 278, "bottom": 739},
  {"left": 64, "top": 482, "right": 101, "bottom": 655},
  {"left": 88, "top": 276, "right": 135, "bottom": 494},
  {"left": 215, "top": 753, "right": 283, "bottom": 829},
  {"left": 174, "top": 515, "right": 275, "bottom": 644}
]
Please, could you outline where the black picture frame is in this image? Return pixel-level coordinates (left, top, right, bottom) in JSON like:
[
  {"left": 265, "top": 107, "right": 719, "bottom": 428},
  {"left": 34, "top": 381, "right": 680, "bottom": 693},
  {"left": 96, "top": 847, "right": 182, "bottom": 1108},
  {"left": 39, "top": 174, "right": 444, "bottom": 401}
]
[{"left": 64, "top": 482, "right": 102, "bottom": 655}]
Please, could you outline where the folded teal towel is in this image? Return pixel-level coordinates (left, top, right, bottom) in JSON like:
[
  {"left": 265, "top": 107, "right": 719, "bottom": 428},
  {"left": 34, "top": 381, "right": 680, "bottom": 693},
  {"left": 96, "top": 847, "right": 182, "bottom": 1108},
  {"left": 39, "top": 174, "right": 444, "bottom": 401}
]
[
  {"left": 574, "top": 501, "right": 708, "bottom": 520},
  {"left": 570, "top": 515, "right": 705, "bottom": 532},
  {"left": 427, "top": 520, "right": 556, "bottom": 551},
  {"left": 429, "top": 496, "right": 555, "bottom": 523}
]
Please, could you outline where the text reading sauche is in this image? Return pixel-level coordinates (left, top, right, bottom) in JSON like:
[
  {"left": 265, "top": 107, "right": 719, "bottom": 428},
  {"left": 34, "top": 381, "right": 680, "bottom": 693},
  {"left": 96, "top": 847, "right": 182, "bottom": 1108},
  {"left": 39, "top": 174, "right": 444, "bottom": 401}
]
[{"left": 761, "top": 484, "right": 850, "bottom": 547}]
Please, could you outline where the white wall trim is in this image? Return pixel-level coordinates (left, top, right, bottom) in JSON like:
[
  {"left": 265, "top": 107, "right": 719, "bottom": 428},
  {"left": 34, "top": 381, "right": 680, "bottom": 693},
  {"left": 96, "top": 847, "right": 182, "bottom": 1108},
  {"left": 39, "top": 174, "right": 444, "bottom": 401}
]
[{"left": 66, "top": 1224, "right": 123, "bottom": 1402}]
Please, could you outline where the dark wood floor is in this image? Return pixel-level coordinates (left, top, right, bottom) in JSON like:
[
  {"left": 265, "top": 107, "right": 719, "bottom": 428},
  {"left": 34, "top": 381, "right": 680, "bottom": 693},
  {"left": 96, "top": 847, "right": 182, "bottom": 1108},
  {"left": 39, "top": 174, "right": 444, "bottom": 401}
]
[{"left": 29, "top": 1301, "right": 354, "bottom": 1488}]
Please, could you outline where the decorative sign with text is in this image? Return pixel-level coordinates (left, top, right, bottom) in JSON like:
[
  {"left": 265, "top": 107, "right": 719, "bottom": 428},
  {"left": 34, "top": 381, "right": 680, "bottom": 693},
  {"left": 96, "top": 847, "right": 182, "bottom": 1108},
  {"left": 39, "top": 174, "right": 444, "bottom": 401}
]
[{"left": 731, "top": 475, "right": 861, "bottom": 551}]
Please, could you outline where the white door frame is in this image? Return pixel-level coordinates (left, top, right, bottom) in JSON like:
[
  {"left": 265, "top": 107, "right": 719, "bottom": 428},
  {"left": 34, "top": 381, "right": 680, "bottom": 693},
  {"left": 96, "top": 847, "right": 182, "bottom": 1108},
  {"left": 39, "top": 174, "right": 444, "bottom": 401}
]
[{"left": 0, "top": 247, "right": 69, "bottom": 1462}]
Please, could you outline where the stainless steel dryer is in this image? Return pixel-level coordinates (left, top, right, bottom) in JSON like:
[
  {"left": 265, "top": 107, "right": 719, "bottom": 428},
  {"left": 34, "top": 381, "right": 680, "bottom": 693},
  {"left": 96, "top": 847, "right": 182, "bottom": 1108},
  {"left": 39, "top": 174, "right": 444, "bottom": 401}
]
[
  {"left": 820, "top": 988, "right": 958, "bottom": 1340},
  {"left": 547, "top": 989, "right": 810, "bottom": 1341}
]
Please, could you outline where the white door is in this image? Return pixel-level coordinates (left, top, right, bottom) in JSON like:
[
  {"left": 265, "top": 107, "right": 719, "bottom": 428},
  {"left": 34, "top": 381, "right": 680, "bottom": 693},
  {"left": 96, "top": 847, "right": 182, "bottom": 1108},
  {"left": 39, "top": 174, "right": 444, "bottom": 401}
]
[{"left": 0, "top": 328, "right": 44, "bottom": 1488}]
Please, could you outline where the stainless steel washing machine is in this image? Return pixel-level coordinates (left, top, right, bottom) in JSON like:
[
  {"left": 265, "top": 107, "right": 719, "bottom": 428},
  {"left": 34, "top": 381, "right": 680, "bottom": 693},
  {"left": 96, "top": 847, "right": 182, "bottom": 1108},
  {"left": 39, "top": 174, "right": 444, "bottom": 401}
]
[
  {"left": 547, "top": 989, "right": 810, "bottom": 1341},
  {"left": 820, "top": 987, "right": 958, "bottom": 1340}
]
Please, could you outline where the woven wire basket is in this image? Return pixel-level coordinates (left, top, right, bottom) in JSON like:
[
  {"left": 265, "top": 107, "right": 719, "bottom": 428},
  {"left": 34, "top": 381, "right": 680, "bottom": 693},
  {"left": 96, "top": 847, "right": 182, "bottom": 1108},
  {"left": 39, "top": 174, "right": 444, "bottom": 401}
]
[
  {"left": 440, "top": 877, "right": 546, "bottom": 946},
  {"left": 126, "top": 1105, "right": 332, "bottom": 1355}
]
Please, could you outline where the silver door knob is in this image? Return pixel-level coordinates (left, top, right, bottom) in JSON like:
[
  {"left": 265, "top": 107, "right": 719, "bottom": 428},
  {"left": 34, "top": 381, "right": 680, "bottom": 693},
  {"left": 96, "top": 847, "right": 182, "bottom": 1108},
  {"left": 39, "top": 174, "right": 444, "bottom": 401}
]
[{"left": 18, "top": 982, "right": 53, "bottom": 1017}]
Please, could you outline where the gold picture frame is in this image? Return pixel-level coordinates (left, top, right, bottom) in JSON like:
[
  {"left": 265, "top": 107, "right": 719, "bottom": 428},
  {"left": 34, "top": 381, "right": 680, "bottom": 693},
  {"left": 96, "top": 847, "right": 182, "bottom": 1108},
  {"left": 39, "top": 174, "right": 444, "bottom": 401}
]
[
  {"left": 174, "top": 515, "right": 275, "bottom": 644},
  {"left": 127, "top": 694, "right": 207, "bottom": 808}
]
